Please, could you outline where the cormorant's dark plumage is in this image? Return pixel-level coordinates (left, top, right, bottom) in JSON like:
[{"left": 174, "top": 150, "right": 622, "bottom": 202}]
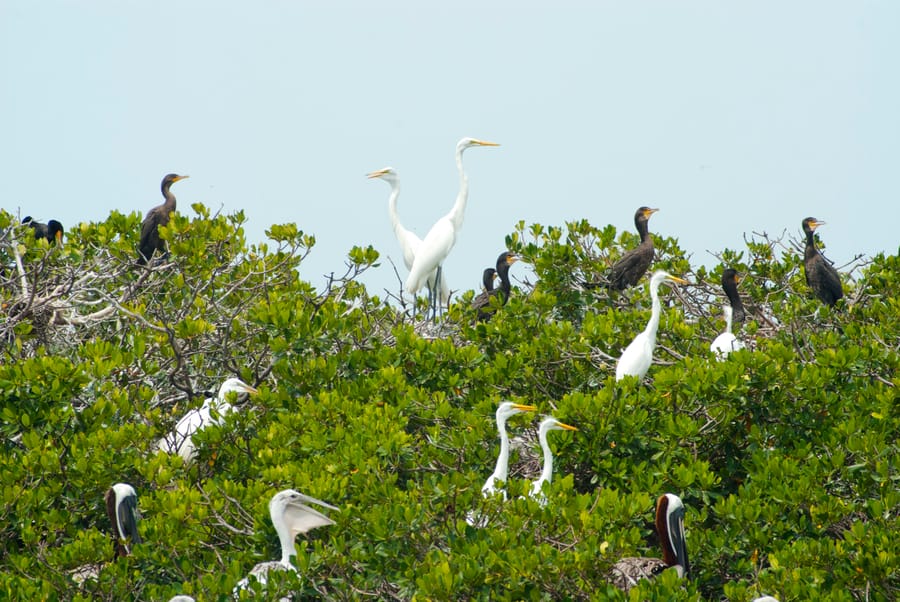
[
  {"left": 802, "top": 217, "right": 842, "bottom": 307},
  {"left": 138, "top": 174, "right": 188, "bottom": 265},
  {"left": 608, "top": 206, "right": 659, "bottom": 290},
  {"left": 481, "top": 268, "right": 497, "bottom": 293},
  {"left": 473, "top": 252, "right": 518, "bottom": 321},
  {"left": 22, "top": 216, "right": 64, "bottom": 245},
  {"left": 721, "top": 268, "right": 745, "bottom": 324}
]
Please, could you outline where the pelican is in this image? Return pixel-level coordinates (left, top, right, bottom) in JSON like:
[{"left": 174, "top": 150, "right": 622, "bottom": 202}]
[
  {"left": 615, "top": 271, "right": 688, "bottom": 381},
  {"left": 71, "top": 483, "right": 141, "bottom": 584},
  {"left": 528, "top": 416, "right": 578, "bottom": 507},
  {"left": 610, "top": 493, "right": 689, "bottom": 592},
  {"left": 710, "top": 268, "right": 746, "bottom": 360},
  {"left": 235, "top": 489, "right": 338, "bottom": 593},
  {"left": 157, "top": 377, "right": 258, "bottom": 463}
]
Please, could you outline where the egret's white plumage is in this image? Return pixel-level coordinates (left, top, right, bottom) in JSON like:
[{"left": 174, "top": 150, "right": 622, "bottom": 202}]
[
  {"left": 404, "top": 138, "right": 499, "bottom": 312},
  {"left": 528, "top": 416, "right": 578, "bottom": 507},
  {"left": 481, "top": 402, "right": 537, "bottom": 499},
  {"left": 235, "top": 489, "right": 338, "bottom": 593},
  {"left": 368, "top": 167, "right": 450, "bottom": 306},
  {"left": 615, "top": 271, "right": 687, "bottom": 381},
  {"left": 158, "top": 378, "right": 258, "bottom": 462},
  {"left": 710, "top": 305, "right": 745, "bottom": 360}
]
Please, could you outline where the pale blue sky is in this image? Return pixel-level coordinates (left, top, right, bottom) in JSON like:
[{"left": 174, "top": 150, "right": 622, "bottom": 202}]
[{"left": 3, "top": 2, "right": 898, "bottom": 299}]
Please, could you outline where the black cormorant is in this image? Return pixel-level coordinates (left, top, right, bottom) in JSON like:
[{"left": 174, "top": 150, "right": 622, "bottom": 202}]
[
  {"left": 138, "top": 173, "right": 188, "bottom": 265},
  {"left": 801, "top": 217, "right": 842, "bottom": 306},
  {"left": 608, "top": 206, "right": 659, "bottom": 290},
  {"left": 473, "top": 252, "right": 518, "bottom": 321}
]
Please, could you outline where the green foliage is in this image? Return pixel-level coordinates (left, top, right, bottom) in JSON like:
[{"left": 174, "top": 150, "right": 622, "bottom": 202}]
[{"left": 1, "top": 208, "right": 898, "bottom": 600}]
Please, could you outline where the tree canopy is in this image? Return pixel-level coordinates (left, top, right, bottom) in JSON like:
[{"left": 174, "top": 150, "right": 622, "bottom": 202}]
[{"left": 0, "top": 206, "right": 897, "bottom": 601}]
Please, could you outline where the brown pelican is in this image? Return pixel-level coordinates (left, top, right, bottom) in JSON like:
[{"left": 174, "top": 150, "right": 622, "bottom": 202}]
[
  {"left": 710, "top": 268, "right": 746, "bottom": 360},
  {"left": 528, "top": 416, "right": 578, "bottom": 506},
  {"left": 615, "top": 271, "right": 688, "bottom": 381},
  {"left": 157, "top": 378, "right": 258, "bottom": 462},
  {"left": 138, "top": 173, "right": 188, "bottom": 265},
  {"left": 234, "top": 489, "right": 338, "bottom": 593},
  {"left": 610, "top": 493, "right": 689, "bottom": 592},
  {"left": 801, "top": 217, "right": 842, "bottom": 306},
  {"left": 22, "top": 217, "right": 64, "bottom": 245},
  {"left": 70, "top": 483, "right": 141, "bottom": 584}
]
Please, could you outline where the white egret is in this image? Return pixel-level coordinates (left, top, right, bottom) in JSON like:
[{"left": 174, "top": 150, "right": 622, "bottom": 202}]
[
  {"left": 138, "top": 173, "right": 188, "bottom": 265},
  {"left": 405, "top": 137, "right": 500, "bottom": 317},
  {"left": 70, "top": 483, "right": 141, "bottom": 584},
  {"left": 481, "top": 402, "right": 538, "bottom": 499},
  {"left": 710, "top": 269, "right": 746, "bottom": 360},
  {"left": 528, "top": 416, "right": 578, "bottom": 507},
  {"left": 615, "top": 270, "right": 688, "bottom": 381},
  {"left": 367, "top": 167, "right": 450, "bottom": 307},
  {"left": 802, "top": 217, "right": 842, "bottom": 306},
  {"left": 157, "top": 377, "right": 258, "bottom": 463},
  {"left": 472, "top": 252, "right": 519, "bottom": 321},
  {"left": 610, "top": 493, "right": 689, "bottom": 592},
  {"left": 235, "top": 489, "right": 338, "bottom": 593}
]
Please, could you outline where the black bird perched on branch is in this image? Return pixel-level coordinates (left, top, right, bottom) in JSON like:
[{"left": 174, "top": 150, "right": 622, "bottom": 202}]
[
  {"left": 138, "top": 173, "right": 188, "bottom": 265},
  {"left": 473, "top": 252, "right": 518, "bottom": 321},
  {"left": 721, "top": 268, "right": 745, "bottom": 324},
  {"left": 481, "top": 268, "right": 498, "bottom": 293},
  {"left": 608, "top": 206, "right": 659, "bottom": 290},
  {"left": 22, "top": 217, "right": 64, "bottom": 245},
  {"left": 801, "top": 217, "right": 842, "bottom": 307}
]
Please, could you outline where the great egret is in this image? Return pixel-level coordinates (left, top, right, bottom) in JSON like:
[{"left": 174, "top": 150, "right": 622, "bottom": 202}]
[
  {"left": 138, "top": 173, "right": 188, "bottom": 265},
  {"left": 802, "top": 217, "right": 842, "bottom": 306},
  {"left": 70, "top": 483, "right": 142, "bottom": 584},
  {"left": 367, "top": 167, "right": 450, "bottom": 307},
  {"left": 610, "top": 493, "right": 689, "bottom": 592},
  {"left": 528, "top": 416, "right": 578, "bottom": 507},
  {"left": 615, "top": 270, "right": 688, "bottom": 381},
  {"left": 473, "top": 252, "right": 519, "bottom": 321},
  {"left": 22, "top": 217, "right": 64, "bottom": 245},
  {"left": 608, "top": 207, "right": 659, "bottom": 290},
  {"left": 710, "top": 268, "right": 746, "bottom": 360},
  {"left": 235, "top": 489, "right": 338, "bottom": 593},
  {"left": 481, "top": 402, "right": 538, "bottom": 499},
  {"left": 405, "top": 137, "right": 500, "bottom": 317},
  {"left": 157, "top": 377, "right": 258, "bottom": 463}
]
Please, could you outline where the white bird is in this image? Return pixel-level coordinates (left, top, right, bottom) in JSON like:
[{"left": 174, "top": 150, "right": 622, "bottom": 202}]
[
  {"left": 70, "top": 483, "right": 141, "bottom": 584},
  {"left": 615, "top": 270, "right": 688, "bottom": 381},
  {"left": 235, "top": 489, "right": 338, "bottom": 593},
  {"left": 367, "top": 167, "right": 450, "bottom": 307},
  {"left": 710, "top": 268, "right": 746, "bottom": 360},
  {"left": 167, "top": 597, "right": 196, "bottom": 602},
  {"left": 610, "top": 493, "right": 689, "bottom": 592},
  {"left": 481, "top": 402, "right": 538, "bottom": 499},
  {"left": 157, "top": 378, "right": 258, "bottom": 462},
  {"left": 404, "top": 137, "right": 500, "bottom": 317},
  {"left": 751, "top": 597, "right": 780, "bottom": 602},
  {"left": 528, "top": 416, "right": 578, "bottom": 507}
]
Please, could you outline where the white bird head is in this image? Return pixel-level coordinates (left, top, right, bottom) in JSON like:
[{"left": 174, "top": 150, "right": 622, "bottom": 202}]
[
  {"left": 217, "top": 378, "right": 258, "bottom": 403},
  {"left": 538, "top": 416, "right": 579, "bottom": 436},
  {"left": 649, "top": 270, "right": 688, "bottom": 289},
  {"left": 106, "top": 483, "right": 141, "bottom": 556},
  {"left": 366, "top": 167, "right": 398, "bottom": 185},
  {"left": 495, "top": 401, "right": 537, "bottom": 422},
  {"left": 657, "top": 493, "right": 689, "bottom": 576},
  {"left": 270, "top": 489, "right": 339, "bottom": 539},
  {"left": 457, "top": 137, "right": 501, "bottom": 152}
]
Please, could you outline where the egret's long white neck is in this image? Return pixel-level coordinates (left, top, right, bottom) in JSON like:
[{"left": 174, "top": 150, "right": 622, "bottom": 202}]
[
  {"left": 448, "top": 145, "right": 469, "bottom": 231},
  {"left": 537, "top": 426, "right": 554, "bottom": 487},
  {"left": 386, "top": 180, "right": 405, "bottom": 241},
  {"left": 273, "top": 510, "right": 297, "bottom": 566},
  {"left": 723, "top": 305, "right": 733, "bottom": 335},
  {"left": 491, "top": 416, "right": 511, "bottom": 483},
  {"left": 644, "top": 278, "right": 664, "bottom": 342}
]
